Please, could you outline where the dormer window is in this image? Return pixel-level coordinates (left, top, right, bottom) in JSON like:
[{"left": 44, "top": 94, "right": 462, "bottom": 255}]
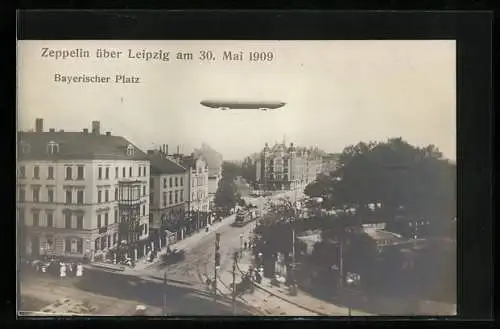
[
  {"left": 126, "top": 144, "right": 135, "bottom": 157},
  {"left": 19, "top": 141, "right": 31, "bottom": 154},
  {"left": 47, "top": 141, "right": 59, "bottom": 155}
]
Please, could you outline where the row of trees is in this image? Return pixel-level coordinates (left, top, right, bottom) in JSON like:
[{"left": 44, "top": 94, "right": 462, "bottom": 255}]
[{"left": 304, "top": 138, "right": 456, "bottom": 235}]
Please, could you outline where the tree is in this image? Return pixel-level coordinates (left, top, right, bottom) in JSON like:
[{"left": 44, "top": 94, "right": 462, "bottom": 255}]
[
  {"left": 306, "top": 138, "right": 456, "bottom": 230},
  {"left": 214, "top": 162, "right": 242, "bottom": 209}
]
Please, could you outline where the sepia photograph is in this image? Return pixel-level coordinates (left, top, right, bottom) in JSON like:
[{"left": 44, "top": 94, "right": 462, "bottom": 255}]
[{"left": 16, "top": 40, "right": 457, "bottom": 317}]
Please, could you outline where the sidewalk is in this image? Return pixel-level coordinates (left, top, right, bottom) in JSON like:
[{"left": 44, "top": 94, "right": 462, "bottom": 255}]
[
  {"left": 215, "top": 255, "right": 316, "bottom": 316},
  {"left": 234, "top": 252, "right": 372, "bottom": 316}
]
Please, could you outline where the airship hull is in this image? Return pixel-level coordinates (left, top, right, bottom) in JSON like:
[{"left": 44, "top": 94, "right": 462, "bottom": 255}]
[{"left": 200, "top": 100, "right": 286, "bottom": 110}]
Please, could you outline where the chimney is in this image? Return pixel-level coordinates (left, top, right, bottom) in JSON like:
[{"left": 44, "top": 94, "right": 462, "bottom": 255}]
[
  {"left": 106, "top": 132, "right": 111, "bottom": 136},
  {"left": 35, "top": 118, "right": 43, "bottom": 132},
  {"left": 83, "top": 128, "right": 89, "bottom": 134},
  {"left": 49, "top": 128, "right": 55, "bottom": 132},
  {"left": 92, "top": 121, "right": 100, "bottom": 135}
]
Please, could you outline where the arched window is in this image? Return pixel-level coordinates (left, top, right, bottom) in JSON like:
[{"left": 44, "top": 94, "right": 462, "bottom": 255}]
[
  {"left": 126, "top": 144, "right": 135, "bottom": 157},
  {"left": 47, "top": 141, "right": 59, "bottom": 155}
]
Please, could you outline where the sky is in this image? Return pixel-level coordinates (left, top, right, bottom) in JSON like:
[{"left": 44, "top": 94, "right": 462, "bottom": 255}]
[{"left": 17, "top": 40, "right": 456, "bottom": 161}]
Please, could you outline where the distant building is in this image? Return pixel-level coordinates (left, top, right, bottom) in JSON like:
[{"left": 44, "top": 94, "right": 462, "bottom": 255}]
[
  {"left": 17, "top": 119, "right": 150, "bottom": 262},
  {"left": 255, "top": 142, "right": 323, "bottom": 191},
  {"left": 193, "top": 143, "right": 223, "bottom": 207},
  {"left": 180, "top": 154, "right": 211, "bottom": 231},
  {"left": 148, "top": 149, "right": 187, "bottom": 248}
]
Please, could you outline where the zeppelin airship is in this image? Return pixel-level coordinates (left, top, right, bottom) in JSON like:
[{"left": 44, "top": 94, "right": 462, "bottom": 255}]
[{"left": 200, "top": 100, "right": 286, "bottom": 111}]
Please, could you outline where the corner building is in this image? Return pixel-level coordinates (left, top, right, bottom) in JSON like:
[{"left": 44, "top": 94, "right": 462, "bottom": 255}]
[
  {"left": 255, "top": 142, "right": 323, "bottom": 191},
  {"left": 17, "top": 119, "right": 150, "bottom": 262}
]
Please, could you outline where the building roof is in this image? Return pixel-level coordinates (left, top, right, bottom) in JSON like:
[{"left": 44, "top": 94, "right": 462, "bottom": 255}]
[
  {"left": 193, "top": 143, "right": 223, "bottom": 170},
  {"left": 148, "top": 153, "right": 187, "bottom": 175},
  {"left": 17, "top": 131, "right": 148, "bottom": 161}
]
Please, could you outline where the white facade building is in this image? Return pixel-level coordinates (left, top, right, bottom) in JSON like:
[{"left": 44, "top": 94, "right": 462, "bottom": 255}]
[{"left": 17, "top": 119, "right": 150, "bottom": 261}]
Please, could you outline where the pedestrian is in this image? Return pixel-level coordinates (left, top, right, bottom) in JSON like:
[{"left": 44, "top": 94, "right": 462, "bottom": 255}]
[{"left": 244, "top": 241, "right": 248, "bottom": 250}]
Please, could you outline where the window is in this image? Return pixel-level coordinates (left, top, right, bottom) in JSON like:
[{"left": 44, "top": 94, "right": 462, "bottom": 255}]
[
  {"left": 65, "top": 190, "right": 72, "bottom": 204},
  {"left": 115, "top": 188, "right": 118, "bottom": 201},
  {"left": 47, "top": 141, "right": 59, "bottom": 155},
  {"left": 174, "top": 190, "right": 178, "bottom": 204},
  {"left": 101, "top": 236, "right": 106, "bottom": 250},
  {"left": 104, "top": 213, "right": 109, "bottom": 226},
  {"left": 77, "top": 239, "right": 83, "bottom": 253},
  {"left": 138, "top": 167, "right": 142, "bottom": 177},
  {"left": 163, "top": 192, "right": 167, "bottom": 207},
  {"left": 76, "top": 215, "right": 83, "bottom": 229},
  {"left": 163, "top": 178, "right": 167, "bottom": 189},
  {"left": 180, "top": 176, "right": 183, "bottom": 186},
  {"left": 48, "top": 166, "right": 54, "bottom": 179},
  {"left": 97, "top": 214, "right": 101, "bottom": 228},
  {"left": 46, "top": 236, "right": 54, "bottom": 251},
  {"left": 105, "top": 190, "right": 109, "bottom": 202},
  {"left": 65, "top": 238, "right": 71, "bottom": 253},
  {"left": 122, "top": 167, "right": 126, "bottom": 177},
  {"left": 192, "top": 179, "right": 195, "bottom": 187},
  {"left": 175, "top": 177, "right": 178, "bottom": 187},
  {"left": 129, "top": 167, "right": 132, "bottom": 177},
  {"left": 77, "top": 165, "right": 84, "bottom": 180},
  {"left": 65, "top": 212, "right": 71, "bottom": 228},
  {"left": 143, "top": 166, "right": 147, "bottom": 176},
  {"left": 72, "top": 239, "right": 78, "bottom": 252},
  {"left": 19, "top": 188, "right": 25, "bottom": 202},
  {"left": 98, "top": 167, "right": 102, "bottom": 180},
  {"left": 32, "top": 212, "right": 39, "bottom": 227},
  {"left": 127, "top": 145, "right": 135, "bottom": 157},
  {"left": 142, "top": 186, "right": 146, "bottom": 196},
  {"left": 107, "top": 235, "right": 111, "bottom": 248},
  {"left": 169, "top": 177, "right": 173, "bottom": 188},
  {"left": 33, "top": 166, "right": 40, "bottom": 179},
  {"left": 98, "top": 190, "right": 102, "bottom": 203},
  {"left": 142, "top": 205, "right": 145, "bottom": 216},
  {"left": 48, "top": 189, "right": 54, "bottom": 203},
  {"left": 65, "top": 167, "right": 72, "bottom": 180},
  {"left": 112, "top": 233, "right": 116, "bottom": 246},
  {"left": 115, "top": 167, "right": 119, "bottom": 178},
  {"left": 114, "top": 209, "right": 118, "bottom": 223},
  {"left": 105, "top": 167, "right": 109, "bottom": 179},
  {"left": 46, "top": 212, "right": 53, "bottom": 227},
  {"left": 19, "top": 166, "right": 26, "bottom": 178},
  {"left": 180, "top": 190, "right": 184, "bottom": 202},
  {"left": 150, "top": 178, "right": 154, "bottom": 188},
  {"left": 32, "top": 187, "right": 40, "bottom": 202},
  {"left": 144, "top": 223, "right": 148, "bottom": 235},
  {"left": 77, "top": 190, "right": 83, "bottom": 204},
  {"left": 169, "top": 191, "right": 173, "bottom": 204}
]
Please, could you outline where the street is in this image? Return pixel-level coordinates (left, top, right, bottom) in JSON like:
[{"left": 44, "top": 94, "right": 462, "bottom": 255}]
[{"left": 20, "top": 192, "right": 297, "bottom": 316}]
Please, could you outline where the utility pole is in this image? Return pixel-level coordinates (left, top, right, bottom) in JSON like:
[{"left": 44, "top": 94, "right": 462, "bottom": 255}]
[
  {"left": 214, "top": 233, "right": 221, "bottom": 301},
  {"left": 163, "top": 271, "right": 167, "bottom": 316},
  {"left": 232, "top": 251, "right": 238, "bottom": 315},
  {"left": 339, "top": 237, "right": 344, "bottom": 291}
]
